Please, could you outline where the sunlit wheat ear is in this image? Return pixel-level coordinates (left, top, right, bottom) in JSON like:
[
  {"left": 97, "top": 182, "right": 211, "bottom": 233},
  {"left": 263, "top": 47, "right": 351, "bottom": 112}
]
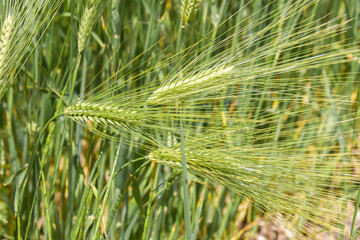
[
  {"left": 181, "top": 0, "right": 202, "bottom": 27},
  {"left": 0, "top": 15, "right": 14, "bottom": 99},
  {"left": 147, "top": 65, "right": 234, "bottom": 104},
  {"left": 78, "top": 0, "right": 101, "bottom": 53},
  {"left": 63, "top": 100, "right": 177, "bottom": 146},
  {"left": 63, "top": 97, "right": 210, "bottom": 145},
  {"left": 64, "top": 102, "right": 144, "bottom": 128},
  {"left": 147, "top": 135, "right": 360, "bottom": 238}
]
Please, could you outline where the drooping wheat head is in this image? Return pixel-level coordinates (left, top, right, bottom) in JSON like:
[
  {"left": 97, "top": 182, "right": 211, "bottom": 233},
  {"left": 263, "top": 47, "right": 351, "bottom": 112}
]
[{"left": 147, "top": 124, "right": 360, "bottom": 237}]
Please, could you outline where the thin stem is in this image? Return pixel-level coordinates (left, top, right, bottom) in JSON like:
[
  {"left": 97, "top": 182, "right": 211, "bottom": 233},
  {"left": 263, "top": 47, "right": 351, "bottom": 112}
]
[
  {"left": 91, "top": 140, "right": 122, "bottom": 240},
  {"left": 180, "top": 109, "right": 192, "bottom": 240}
]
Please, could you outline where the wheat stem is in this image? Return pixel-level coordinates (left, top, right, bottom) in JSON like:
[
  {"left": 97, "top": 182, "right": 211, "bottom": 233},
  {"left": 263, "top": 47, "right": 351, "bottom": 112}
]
[{"left": 91, "top": 142, "right": 122, "bottom": 240}]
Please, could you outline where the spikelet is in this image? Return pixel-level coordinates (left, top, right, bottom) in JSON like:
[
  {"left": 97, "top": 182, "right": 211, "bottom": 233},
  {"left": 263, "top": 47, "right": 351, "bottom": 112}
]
[
  {"left": 78, "top": 0, "right": 101, "bottom": 53},
  {"left": 181, "top": 0, "right": 202, "bottom": 27},
  {"left": 0, "top": 15, "right": 13, "bottom": 99}
]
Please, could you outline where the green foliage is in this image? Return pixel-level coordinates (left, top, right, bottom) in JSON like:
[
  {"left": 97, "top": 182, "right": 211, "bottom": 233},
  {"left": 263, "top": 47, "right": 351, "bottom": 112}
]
[{"left": 0, "top": 0, "right": 360, "bottom": 239}]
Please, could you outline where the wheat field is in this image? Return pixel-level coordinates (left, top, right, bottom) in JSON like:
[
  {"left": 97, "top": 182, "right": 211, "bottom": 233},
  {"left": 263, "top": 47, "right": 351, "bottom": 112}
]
[{"left": 0, "top": 0, "right": 360, "bottom": 239}]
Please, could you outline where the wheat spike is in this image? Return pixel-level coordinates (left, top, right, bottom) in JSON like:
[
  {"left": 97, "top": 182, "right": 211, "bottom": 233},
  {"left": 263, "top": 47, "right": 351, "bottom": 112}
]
[
  {"left": 0, "top": 15, "right": 13, "bottom": 99},
  {"left": 0, "top": 16, "right": 13, "bottom": 74},
  {"left": 78, "top": 0, "right": 100, "bottom": 53},
  {"left": 64, "top": 102, "right": 143, "bottom": 128},
  {"left": 147, "top": 65, "right": 234, "bottom": 104},
  {"left": 181, "top": 0, "right": 202, "bottom": 27}
]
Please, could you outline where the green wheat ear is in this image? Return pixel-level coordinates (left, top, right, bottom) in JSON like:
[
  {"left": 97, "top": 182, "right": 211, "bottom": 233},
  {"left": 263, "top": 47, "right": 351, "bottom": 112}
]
[
  {"left": 181, "top": 0, "right": 202, "bottom": 27},
  {"left": 78, "top": 0, "right": 101, "bottom": 53},
  {"left": 0, "top": 0, "right": 63, "bottom": 100},
  {"left": 0, "top": 15, "right": 14, "bottom": 99}
]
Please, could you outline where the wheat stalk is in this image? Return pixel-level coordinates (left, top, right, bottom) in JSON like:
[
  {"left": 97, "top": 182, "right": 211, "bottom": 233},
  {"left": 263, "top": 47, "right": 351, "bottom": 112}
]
[{"left": 78, "top": 0, "right": 101, "bottom": 53}]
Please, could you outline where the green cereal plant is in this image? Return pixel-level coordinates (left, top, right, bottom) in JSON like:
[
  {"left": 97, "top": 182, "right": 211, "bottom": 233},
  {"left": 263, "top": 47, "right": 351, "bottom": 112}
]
[
  {"left": 0, "top": 0, "right": 63, "bottom": 99},
  {"left": 78, "top": 0, "right": 101, "bottom": 53},
  {"left": 8, "top": 0, "right": 358, "bottom": 238},
  {"left": 60, "top": 0, "right": 360, "bottom": 237},
  {"left": 64, "top": 0, "right": 358, "bottom": 144}
]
